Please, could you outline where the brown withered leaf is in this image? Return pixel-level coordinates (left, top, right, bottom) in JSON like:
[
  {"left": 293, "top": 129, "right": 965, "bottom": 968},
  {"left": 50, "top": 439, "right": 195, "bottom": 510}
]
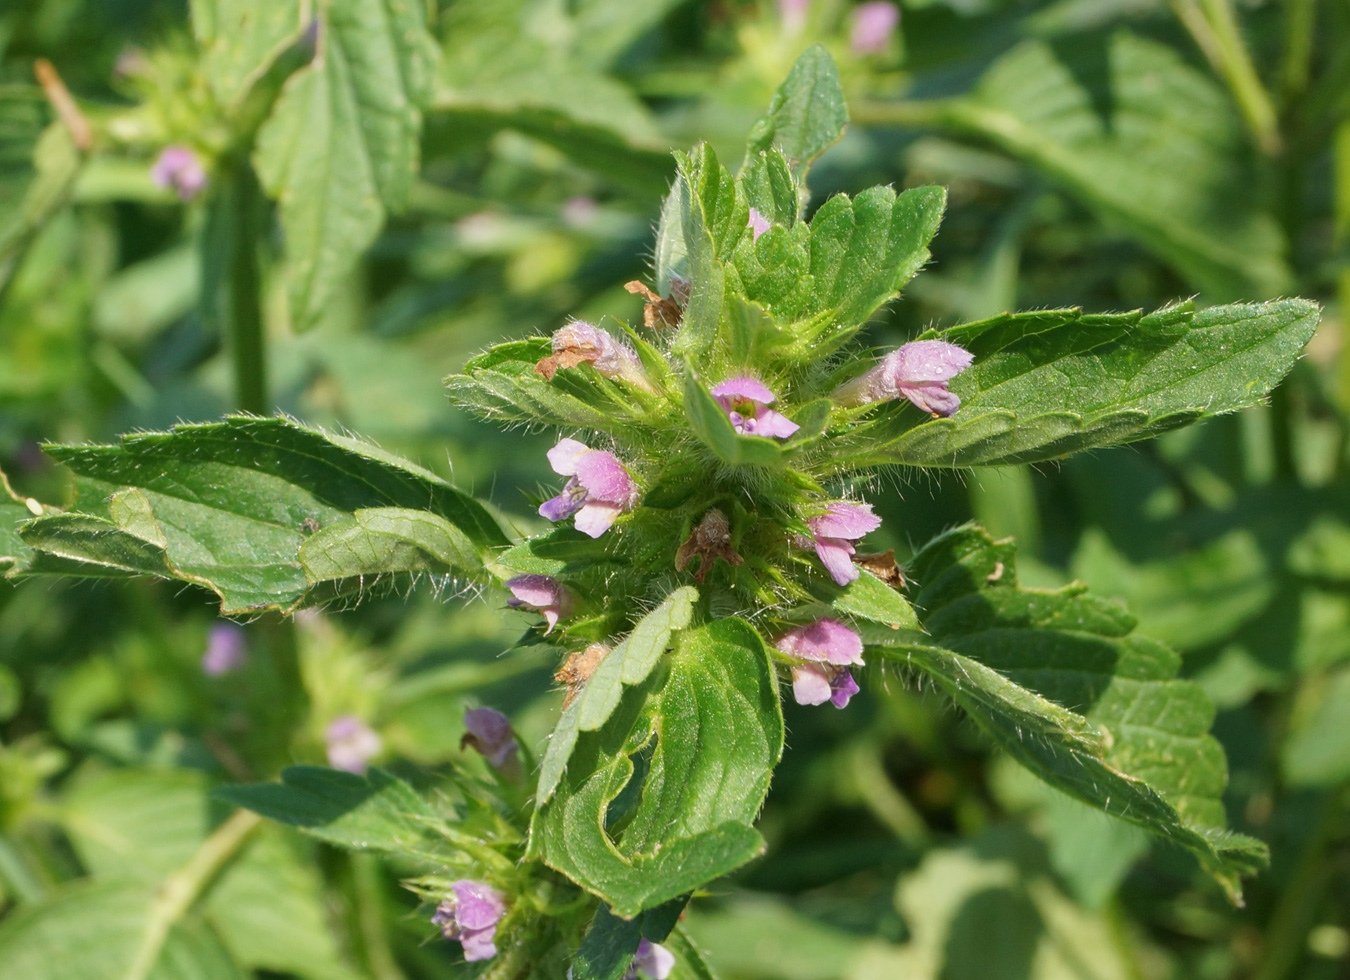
[
  {"left": 535, "top": 348, "right": 598, "bottom": 380},
  {"left": 675, "top": 508, "right": 743, "bottom": 584},
  {"left": 624, "top": 280, "right": 683, "bottom": 330},
  {"left": 854, "top": 549, "right": 905, "bottom": 589},
  {"left": 555, "top": 643, "right": 609, "bottom": 707}
]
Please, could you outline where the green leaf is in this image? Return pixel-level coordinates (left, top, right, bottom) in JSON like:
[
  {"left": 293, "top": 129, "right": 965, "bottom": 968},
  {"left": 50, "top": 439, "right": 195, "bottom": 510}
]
[
  {"left": 299, "top": 506, "right": 481, "bottom": 594},
  {"left": 215, "top": 766, "right": 443, "bottom": 859},
  {"left": 671, "top": 145, "right": 742, "bottom": 358},
  {"left": 573, "top": 900, "right": 688, "bottom": 980},
  {"left": 890, "top": 525, "right": 1267, "bottom": 901},
  {"left": 0, "top": 881, "right": 245, "bottom": 980},
  {"left": 537, "top": 588, "right": 698, "bottom": 804},
  {"left": 189, "top": 0, "right": 309, "bottom": 106},
  {"left": 744, "top": 45, "right": 847, "bottom": 195},
  {"left": 254, "top": 0, "right": 438, "bottom": 328},
  {"left": 16, "top": 416, "right": 503, "bottom": 613},
  {"left": 848, "top": 299, "right": 1320, "bottom": 468},
  {"left": 447, "top": 340, "right": 659, "bottom": 432},
  {"left": 531, "top": 619, "right": 784, "bottom": 917},
  {"left": 0, "top": 469, "right": 40, "bottom": 572},
  {"left": 940, "top": 31, "right": 1291, "bottom": 298},
  {"left": 817, "top": 568, "right": 919, "bottom": 630},
  {"left": 682, "top": 374, "right": 784, "bottom": 467}
]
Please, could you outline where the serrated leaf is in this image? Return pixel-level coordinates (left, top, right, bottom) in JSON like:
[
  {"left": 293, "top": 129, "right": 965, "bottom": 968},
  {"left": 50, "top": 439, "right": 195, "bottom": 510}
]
[
  {"left": 299, "top": 506, "right": 480, "bottom": 593},
  {"left": 189, "top": 0, "right": 309, "bottom": 106},
  {"left": 15, "top": 416, "right": 503, "bottom": 613},
  {"left": 215, "top": 766, "right": 443, "bottom": 859},
  {"left": 531, "top": 619, "right": 784, "bottom": 917},
  {"left": 942, "top": 31, "right": 1291, "bottom": 298},
  {"left": 744, "top": 44, "right": 847, "bottom": 194},
  {"left": 537, "top": 588, "right": 698, "bottom": 804},
  {"left": 846, "top": 300, "right": 1320, "bottom": 468},
  {"left": 890, "top": 525, "right": 1267, "bottom": 901},
  {"left": 682, "top": 374, "right": 784, "bottom": 467},
  {"left": 672, "top": 145, "right": 742, "bottom": 357},
  {"left": 254, "top": 0, "right": 437, "bottom": 328},
  {"left": 817, "top": 568, "right": 919, "bottom": 629}
]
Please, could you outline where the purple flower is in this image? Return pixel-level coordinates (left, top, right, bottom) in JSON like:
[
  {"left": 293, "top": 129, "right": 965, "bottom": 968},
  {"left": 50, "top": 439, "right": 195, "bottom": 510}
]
[
  {"left": 150, "top": 145, "right": 208, "bottom": 201},
  {"left": 747, "top": 207, "right": 772, "bottom": 242},
  {"left": 462, "top": 706, "right": 522, "bottom": 780},
  {"left": 433, "top": 880, "right": 506, "bottom": 962},
  {"left": 561, "top": 195, "right": 598, "bottom": 228},
  {"left": 538, "top": 438, "right": 639, "bottom": 538},
  {"left": 325, "top": 715, "right": 381, "bottom": 775},
  {"left": 535, "top": 321, "right": 655, "bottom": 393},
  {"left": 622, "top": 938, "right": 676, "bottom": 979},
  {"left": 710, "top": 377, "right": 800, "bottom": 439},
  {"left": 775, "top": 618, "right": 865, "bottom": 665},
  {"left": 850, "top": 1, "right": 899, "bottom": 54},
  {"left": 807, "top": 502, "right": 882, "bottom": 585},
  {"left": 791, "top": 662, "right": 861, "bottom": 708},
  {"left": 201, "top": 622, "right": 247, "bottom": 676},
  {"left": 834, "top": 339, "right": 973, "bottom": 417},
  {"left": 505, "top": 574, "right": 572, "bottom": 633}
]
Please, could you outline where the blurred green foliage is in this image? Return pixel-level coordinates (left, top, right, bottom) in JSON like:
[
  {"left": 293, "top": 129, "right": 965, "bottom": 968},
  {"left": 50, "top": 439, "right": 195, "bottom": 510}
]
[{"left": 1, "top": 0, "right": 1348, "bottom": 978}]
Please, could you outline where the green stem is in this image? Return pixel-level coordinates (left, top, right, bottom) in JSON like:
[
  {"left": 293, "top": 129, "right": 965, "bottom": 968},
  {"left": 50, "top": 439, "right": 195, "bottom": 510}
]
[
  {"left": 846, "top": 742, "right": 931, "bottom": 847},
  {"left": 352, "top": 853, "right": 407, "bottom": 980},
  {"left": 1334, "top": 120, "right": 1350, "bottom": 417},
  {"left": 0, "top": 834, "right": 43, "bottom": 904},
  {"left": 121, "top": 809, "right": 261, "bottom": 980},
  {"left": 204, "top": 160, "right": 268, "bottom": 414},
  {"left": 1252, "top": 789, "right": 1347, "bottom": 980},
  {"left": 1169, "top": 0, "right": 1283, "bottom": 154},
  {"left": 1279, "top": 0, "right": 1318, "bottom": 105},
  {"left": 667, "top": 924, "right": 720, "bottom": 980}
]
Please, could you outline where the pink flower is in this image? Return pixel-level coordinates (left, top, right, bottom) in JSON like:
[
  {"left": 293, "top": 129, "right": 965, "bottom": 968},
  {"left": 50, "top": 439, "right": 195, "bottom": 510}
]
[
  {"left": 325, "top": 715, "right": 381, "bottom": 775},
  {"left": 505, "top": 574, "right": 572, "bottom": 633},
  {"left": 462, "top": 707, "right": 522, "bottom": 780},
  {"left": 201, "top": 622, "right": 247, "bottom": 676},
  {"left": 747, "top": 207, "right": 772, "bottom": 242},
  {"left": 850, "top": 2, "right": 899, "bottom": 54},
  {"left": 807, "top": 502, "right": 882, "bottom": 585},
  {"left": 150, "top": 145, "right": 208, "bottom": 201},
  {"left": 710, "top": 377, "right": 800, "bottom": 439},
  {"left": 433, "top": 880, "right": 506, "bottom": 962},
  {"left": 791, "top": 662, "right": 861, "bottom": 708},
  {"left": 775, "top": 618, "right": 865, "bottom": 665},
  {"left": 834, "top": 339, "right": 973, "bottom": 417},
  {"left": 778, "top": 0, "right": 811, "bottom": 34},
  {"left": 536, "top": 321, "right": 655, "bottom": 393},
  {"left": 624, "top": 938, "right": 676, "bottom": 979},
  {"left": 538, "top": 438, "right": 639, "bottom": 537}
]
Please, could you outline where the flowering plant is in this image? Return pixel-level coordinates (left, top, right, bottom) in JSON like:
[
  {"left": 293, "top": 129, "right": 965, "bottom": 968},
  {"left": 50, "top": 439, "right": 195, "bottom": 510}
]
[{"left": 2, "top": 45, "right": 1320, "bottom": 977}]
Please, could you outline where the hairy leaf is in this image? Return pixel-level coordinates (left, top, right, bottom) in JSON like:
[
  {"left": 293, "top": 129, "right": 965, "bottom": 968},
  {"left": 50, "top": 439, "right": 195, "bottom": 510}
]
[
  {"left": 744, "top": 44, "right": 847, "bottom": 195},
  {"left": 189, "top": 0, "right": 309, "bottom": 106},
  {"left": 844, "top": 300, "right": 1319, "bottom": 468},
  {"left": 889, "top": 525, "right": 1267, "bottom": 901},
  {"left": 537, "top": 588, "right": 698, "bottom": 805},
  {"left": 531, "top": 619, "right": 784, "bottom": 917},
  {"left": 14, "top": 416, "right": 503, "bottom": 613},
  {"left": 254, "top": 0, "right": 437, "bottom": 327}
]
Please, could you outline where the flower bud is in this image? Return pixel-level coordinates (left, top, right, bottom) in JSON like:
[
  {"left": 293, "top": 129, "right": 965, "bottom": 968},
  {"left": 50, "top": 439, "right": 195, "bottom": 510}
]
[
  {"left": 833, "top": 339, "right": 973, "bottom": 416},
  {"left": 150, "top": 145, "right": 208, "bottom": 201},
  {"left": 505, "top": 574, "right": 572, "bottom": 633},
  {"left": 325, "top": 715, "right": 381, "bottom": 775}
]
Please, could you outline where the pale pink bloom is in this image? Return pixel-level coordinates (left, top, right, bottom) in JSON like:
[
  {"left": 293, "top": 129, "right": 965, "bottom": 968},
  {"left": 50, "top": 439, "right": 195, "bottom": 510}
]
[
  {"left": 747, "top": 207, "right": 772, "bottom": 242},
  {"left": 624, "top": 938, "right": 676, "bottom": 979},
  {"left": 151, "top": 145, "right": 208, "bottom": 201},
  {"left": 710, "top": 377, "right": 799, "bottom": 439},
  {"left": 505, "top": 574, "right": 572, "bottom": 633},
  {"left": 544, "top": 321, "right": 654, "bottom": 392},
  {"left": 778, "top": 0, "right": 811, "bottom": 34},
  {"left": 775, "top": 618, "right": 865, "bottom": 665},
  {"left": 808, "top": 502, "right": 882, "bottom": 585},
  {"left": 791, "top": 662, "right": 861, "bottom": 708},
  {"left": 834, "top": 339, "right": 973, "bottom": 416},
  {"left": 201, "top": 622, "right": 247, "bottom": 676},
  {"left": 850, "top": 2, "right": 899, "bottom": 54},
  {"left": 325, "top": 715, "right": 381, "bottom": 775},
  {"left": 433, "top": 880, "right": 506, "bottom": 962},
  {"left": 538, "top": 438, "right": 639, "bottom": 538}
]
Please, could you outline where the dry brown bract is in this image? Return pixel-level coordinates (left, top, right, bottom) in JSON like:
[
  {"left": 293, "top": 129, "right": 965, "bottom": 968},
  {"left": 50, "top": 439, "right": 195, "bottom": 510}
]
[
  {"left": 624, "top": 280, "right": 684, "bottom": 330},
  {"left": 675, "top": 508, "right": 744, "bottom": 583},
  {"left": 853, "top": 549, "right": 905, "bottom": 589},
  {"left": 535, "top": 345, "right": 600, "bottom": 381},
  {"left": 555, "top": 643, "right": 610, "bottom": 707}
]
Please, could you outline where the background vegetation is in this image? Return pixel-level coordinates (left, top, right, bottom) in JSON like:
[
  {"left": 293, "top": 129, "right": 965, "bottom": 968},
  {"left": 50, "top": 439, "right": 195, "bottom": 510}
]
[{"left": 1, "top": 0, "right": 1348, "bottom": 978}]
